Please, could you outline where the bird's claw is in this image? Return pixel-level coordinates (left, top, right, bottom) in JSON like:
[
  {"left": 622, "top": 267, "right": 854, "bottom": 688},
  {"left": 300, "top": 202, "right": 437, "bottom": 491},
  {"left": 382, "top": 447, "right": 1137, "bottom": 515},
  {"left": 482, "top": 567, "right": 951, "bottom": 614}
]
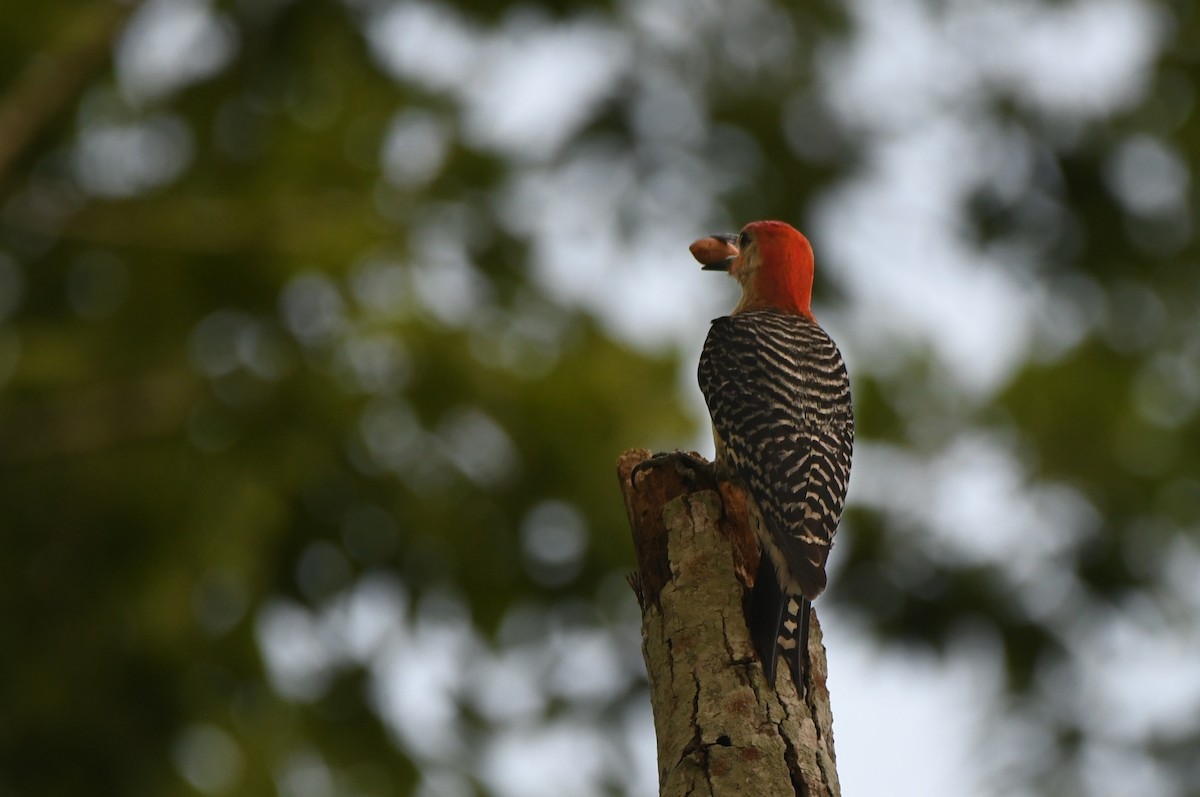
[
  {"left": 629, "top": 453, "right": 668, "bottom": 488},
  {"left": 629, "top": 451, "right": 711, "bottom": 488}
]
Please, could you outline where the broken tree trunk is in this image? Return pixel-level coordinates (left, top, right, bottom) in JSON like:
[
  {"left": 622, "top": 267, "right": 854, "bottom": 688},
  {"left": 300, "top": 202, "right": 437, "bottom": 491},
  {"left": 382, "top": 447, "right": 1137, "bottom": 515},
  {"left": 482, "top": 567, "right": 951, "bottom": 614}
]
[{"left": 617, "top": 448, "right": 839, "bottom": 797}]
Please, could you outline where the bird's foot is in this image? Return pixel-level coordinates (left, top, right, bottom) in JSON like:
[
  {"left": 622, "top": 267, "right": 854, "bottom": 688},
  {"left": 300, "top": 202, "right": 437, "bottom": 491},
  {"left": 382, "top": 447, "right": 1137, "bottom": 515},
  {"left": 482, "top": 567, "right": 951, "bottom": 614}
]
[{"left": 629, "top": 450, "right": 712, "bottom": 488}]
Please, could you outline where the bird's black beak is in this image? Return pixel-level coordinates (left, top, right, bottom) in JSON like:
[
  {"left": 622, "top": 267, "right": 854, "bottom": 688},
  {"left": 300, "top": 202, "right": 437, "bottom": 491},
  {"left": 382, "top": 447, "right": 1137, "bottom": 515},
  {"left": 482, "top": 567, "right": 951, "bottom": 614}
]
[
  {"left": 691, "top": 233, "right": 739, "bottom": 271},
  {"left": 702, "top": 258, "right": 736, "bottom": 272}
]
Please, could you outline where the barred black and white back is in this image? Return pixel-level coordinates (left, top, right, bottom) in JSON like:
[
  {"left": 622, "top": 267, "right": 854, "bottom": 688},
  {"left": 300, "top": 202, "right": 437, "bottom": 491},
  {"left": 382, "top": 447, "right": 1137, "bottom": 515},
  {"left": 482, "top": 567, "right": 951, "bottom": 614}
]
[{"left": 698, "top": 309, "right": 854, "bottom": 688}]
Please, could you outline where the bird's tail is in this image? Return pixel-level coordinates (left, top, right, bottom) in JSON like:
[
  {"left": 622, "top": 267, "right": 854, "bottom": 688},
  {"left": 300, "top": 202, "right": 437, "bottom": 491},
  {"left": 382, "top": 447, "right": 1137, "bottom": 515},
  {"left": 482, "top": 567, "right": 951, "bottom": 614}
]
[{"left": 748, "top": 554, "right": 810, "bottom": 692}]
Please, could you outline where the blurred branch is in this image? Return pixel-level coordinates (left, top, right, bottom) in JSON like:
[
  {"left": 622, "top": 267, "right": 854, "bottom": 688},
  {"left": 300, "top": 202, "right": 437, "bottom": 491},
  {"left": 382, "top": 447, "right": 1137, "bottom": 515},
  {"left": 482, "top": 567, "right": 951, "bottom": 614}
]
[
  {"left": 2, "top": 192, "right": 388, "bottom": 256},
  {"left": 0, "top": 368, "right": 198, "bottom": 462},
  {"left": 0, "top": 2, "right": 140, "bottom": 195},
  {"left": 617, "top": 449, "right": 840, "bottom": 797}
]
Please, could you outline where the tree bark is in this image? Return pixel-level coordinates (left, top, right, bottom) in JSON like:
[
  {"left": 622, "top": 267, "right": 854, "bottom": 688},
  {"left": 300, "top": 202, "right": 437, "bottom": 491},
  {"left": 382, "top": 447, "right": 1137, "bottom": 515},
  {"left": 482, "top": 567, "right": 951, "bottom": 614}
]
[{"left": 617, "top": 448, "right": 839, "bottom": 797}]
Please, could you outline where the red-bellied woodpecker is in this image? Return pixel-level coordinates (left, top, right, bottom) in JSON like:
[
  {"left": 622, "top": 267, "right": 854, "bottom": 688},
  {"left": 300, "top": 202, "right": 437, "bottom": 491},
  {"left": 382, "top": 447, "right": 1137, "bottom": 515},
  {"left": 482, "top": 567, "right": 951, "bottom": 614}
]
[{"left": 693, "top": 220, "right": 854, "bottom": 691}]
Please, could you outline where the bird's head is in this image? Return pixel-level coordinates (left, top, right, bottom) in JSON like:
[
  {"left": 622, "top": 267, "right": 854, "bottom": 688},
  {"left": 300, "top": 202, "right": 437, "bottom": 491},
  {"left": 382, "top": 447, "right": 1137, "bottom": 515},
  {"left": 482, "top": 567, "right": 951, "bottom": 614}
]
[{"left": 691, "top": 220, "right": 815, "bottom": 319}]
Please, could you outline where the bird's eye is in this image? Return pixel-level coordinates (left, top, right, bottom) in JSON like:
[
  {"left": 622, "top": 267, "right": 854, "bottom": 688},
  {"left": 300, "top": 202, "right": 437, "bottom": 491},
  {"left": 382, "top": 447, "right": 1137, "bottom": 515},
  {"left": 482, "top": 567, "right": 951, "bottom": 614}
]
[{"left": 738, "top": 232, "right": 750, "bottom": 248}]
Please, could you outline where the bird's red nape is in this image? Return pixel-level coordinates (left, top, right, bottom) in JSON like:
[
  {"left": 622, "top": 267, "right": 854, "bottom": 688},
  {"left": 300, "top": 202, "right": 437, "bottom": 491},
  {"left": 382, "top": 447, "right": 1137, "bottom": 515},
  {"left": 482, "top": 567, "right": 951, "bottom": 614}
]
[{"left": 737, "top": 221, "right": 815, "bottom": 320}]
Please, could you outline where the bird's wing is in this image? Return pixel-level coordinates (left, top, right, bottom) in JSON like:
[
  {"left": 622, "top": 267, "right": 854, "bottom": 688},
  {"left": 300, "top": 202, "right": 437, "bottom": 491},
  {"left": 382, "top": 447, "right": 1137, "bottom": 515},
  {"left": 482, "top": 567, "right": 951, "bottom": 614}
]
[{"left": 698, "top": 310, "right": 854, "bottom": 599}]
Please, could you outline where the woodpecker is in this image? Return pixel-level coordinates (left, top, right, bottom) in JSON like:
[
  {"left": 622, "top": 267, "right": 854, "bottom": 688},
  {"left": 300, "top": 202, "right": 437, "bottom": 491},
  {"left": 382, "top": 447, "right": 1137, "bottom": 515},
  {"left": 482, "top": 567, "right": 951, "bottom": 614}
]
[{"left": 693, "top": 220, "right": 853, "bottom": 691}]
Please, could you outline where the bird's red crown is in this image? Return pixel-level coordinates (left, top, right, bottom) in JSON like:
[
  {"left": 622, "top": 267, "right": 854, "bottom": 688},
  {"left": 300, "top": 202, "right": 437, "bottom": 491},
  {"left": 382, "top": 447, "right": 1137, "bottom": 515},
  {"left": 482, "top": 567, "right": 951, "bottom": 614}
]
[{"left": 733, "top": 221, "right": 815, "bottom": 319}]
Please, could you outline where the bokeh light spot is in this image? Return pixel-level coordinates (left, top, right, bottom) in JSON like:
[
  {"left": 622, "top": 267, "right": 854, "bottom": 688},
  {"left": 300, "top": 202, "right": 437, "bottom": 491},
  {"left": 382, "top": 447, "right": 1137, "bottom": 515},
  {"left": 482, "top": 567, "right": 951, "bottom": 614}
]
[
  {"left": 171, "top": 723, "right": 244, "bottom": 794},
  {"left": 520, "top": 501, "right": 588, "bottom": 587}
]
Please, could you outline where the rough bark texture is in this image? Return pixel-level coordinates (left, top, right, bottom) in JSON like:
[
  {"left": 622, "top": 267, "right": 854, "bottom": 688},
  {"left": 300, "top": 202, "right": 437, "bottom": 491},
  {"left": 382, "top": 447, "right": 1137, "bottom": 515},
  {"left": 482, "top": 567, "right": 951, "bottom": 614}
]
[{"left": 618, "top": 448, "right": 839, "bottom": 797}]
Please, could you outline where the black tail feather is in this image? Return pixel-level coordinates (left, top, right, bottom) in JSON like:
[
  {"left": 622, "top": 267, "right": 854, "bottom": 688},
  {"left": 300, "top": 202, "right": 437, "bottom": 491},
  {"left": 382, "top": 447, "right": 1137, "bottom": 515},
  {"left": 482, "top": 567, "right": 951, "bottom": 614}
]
[
  {"left": 749, "top": 554, "right": 785, "bottom": 686},
  {"left": 748, "top": 555, "right": 810, "bottom": 691}
]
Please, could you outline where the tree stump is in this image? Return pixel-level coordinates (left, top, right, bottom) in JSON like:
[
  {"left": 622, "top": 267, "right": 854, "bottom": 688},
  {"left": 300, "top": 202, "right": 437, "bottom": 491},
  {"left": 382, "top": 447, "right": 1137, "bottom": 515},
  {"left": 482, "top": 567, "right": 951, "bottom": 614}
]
[{"left": 617, "top": 448, "right": 839, "bottom": 797}]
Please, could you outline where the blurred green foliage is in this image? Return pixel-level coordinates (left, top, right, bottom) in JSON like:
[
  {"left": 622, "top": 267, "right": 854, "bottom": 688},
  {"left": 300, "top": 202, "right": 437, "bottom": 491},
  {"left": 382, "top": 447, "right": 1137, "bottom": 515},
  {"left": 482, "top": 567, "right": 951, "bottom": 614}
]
[{"left": 3, "top": 0, "right": 1200, "bottom": 796}]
